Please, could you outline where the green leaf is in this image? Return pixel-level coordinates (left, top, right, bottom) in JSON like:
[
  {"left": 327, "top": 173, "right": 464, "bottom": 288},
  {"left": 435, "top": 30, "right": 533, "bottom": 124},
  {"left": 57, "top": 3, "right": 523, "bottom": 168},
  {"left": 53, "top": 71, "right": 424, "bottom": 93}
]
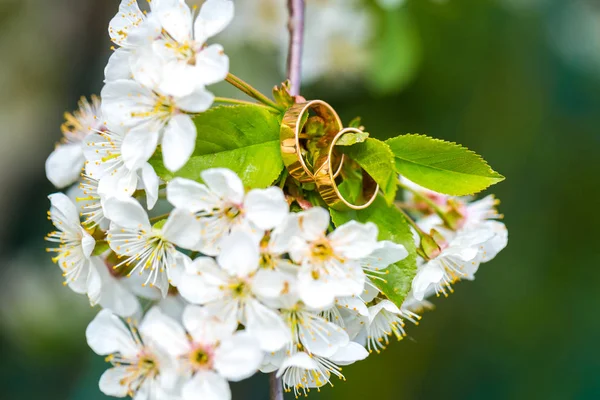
[
  {"left": 387, "top": 134, "right": 505, "bottom": 196},
  {"left": 368, "top": 9, "right": 421, "bottom": 94},
  {"left": 336, "top": 130, "right": 369, "bottom": 146},
  {"left": 330, "top": 196, "right": 417, "bottom": 307},
  {"left": 150, "top": 105, "right": 284, "bottom": 188},
  {"left": 338, "top": 138, "right": 398, "bottom": 204}
]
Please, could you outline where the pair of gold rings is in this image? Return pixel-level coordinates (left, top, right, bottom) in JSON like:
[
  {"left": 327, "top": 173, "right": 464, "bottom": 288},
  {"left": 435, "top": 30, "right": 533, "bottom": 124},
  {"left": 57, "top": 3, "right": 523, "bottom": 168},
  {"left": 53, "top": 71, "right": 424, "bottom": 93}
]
[{"left": 280, "top": 100, "right": 379, "bottom": 211}]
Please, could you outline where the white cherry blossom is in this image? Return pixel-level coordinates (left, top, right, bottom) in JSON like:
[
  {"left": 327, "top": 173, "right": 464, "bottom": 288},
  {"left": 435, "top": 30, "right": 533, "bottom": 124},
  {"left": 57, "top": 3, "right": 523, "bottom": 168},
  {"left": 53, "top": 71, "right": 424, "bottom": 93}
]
[
  {"left": 363, "top": 300, "right": 407, "bottom": 354},
  {"left": 104, "top": 196, "right": 197, "bottom": 297},
  {"left": 101, "top": 78, "right": 213, "bottom": 173},
  {"left": 130, "top": 0, "right": 234, "bottom": 97},
  {"left": 141, "top": 306, "right": 263, "bottom": 400},
  {"left": 84, "top": 124, "right": 159, "bottom": 209},
  {"left": 45, "top": 193, "right": 96, "bottom": 296},
  {"left": 166, "top": 168, "right": 289, "bottom": 255},
  {"left": 176, "top": 232, "right": 291, "bottom": 352},
  {"left": 411, "top": 228, "right": 494, "bottom": 301},
  {"left": 46, "top": 96, "right": 105, "bottom": 188},
  {"left": 86, "top": 309, "right": 179, "bottom": 399},
  {"left": 287, "top": 207, "right": 379, "bottom": 309},
  {"left": 277, "top": 343, "right": 368, "bottom": 397}
]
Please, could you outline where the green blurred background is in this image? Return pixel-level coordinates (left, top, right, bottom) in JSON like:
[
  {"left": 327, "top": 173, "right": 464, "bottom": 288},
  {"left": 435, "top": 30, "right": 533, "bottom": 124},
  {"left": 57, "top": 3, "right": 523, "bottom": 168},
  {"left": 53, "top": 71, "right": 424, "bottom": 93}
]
[{"left": 1, "top": 0, "right": 599, "bottom": 399}]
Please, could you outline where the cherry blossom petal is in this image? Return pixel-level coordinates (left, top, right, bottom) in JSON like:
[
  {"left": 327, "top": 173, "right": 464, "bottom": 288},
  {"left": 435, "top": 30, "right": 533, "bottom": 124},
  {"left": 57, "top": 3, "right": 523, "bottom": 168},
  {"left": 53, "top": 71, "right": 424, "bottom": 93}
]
[
  {"left": 45, "top": 144, "right": 85, "bottom": 188},
  {"left": 193, "top": 44, "right": 230, "bottom": 86},
  {"left": 167, "top": 178, "right": 218, "bottom": 212},
  {"left": 122, "top": 124, "right": 161, "bottom": 170},
  {"left": 244, "top": 187, "right": 289, "bottom": 230},
  {"left": 194, "top": 0, "right": 235, "bottom": 42},
  {"left": 103, "top": 196, "right": 151, "bottom": 229},
  {"left": 200, "top": 168, "right": 244, "bottom": 204},
  {"left": 217, "top": 232, "right": 259, "bottom": 277},
  {"left": 139, "top": 307, "right": 190, "bottom": 357},
  {"left": 162, "top": 114, "right": 196, "bottom": 172},
  {"left": 99, "top": 366, "right": 131, "bottom": 397},
  {"left": 329, "top": 221, "right": 378, "bottom": 259},
  {"left": 182, "top": 370, "right": 231, "bottom": 400},
  {"left": 162, "top": 209, "right": 202, "bottom": 250},
  {"left": 214, "top": 331, "right": 262, "bottom": 381},
  {"left": 86, "top": 309, "right": 139, "bottom": 358}
]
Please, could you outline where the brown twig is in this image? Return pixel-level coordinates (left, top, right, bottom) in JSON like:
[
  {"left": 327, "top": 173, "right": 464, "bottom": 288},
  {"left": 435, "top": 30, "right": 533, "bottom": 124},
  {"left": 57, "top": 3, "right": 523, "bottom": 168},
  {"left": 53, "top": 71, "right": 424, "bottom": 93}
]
[{"left": 286, "top": 0, "right": 306, "bottom": 96}]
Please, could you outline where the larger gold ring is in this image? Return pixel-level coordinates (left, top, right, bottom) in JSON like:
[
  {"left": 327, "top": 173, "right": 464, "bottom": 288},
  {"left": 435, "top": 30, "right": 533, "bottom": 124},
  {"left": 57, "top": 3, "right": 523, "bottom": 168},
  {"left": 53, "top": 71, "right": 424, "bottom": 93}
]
[
  {"left": 280, "top": 100, "right": 344, "bottom": 183},
  {"left": 314, "top": 128, "right": 379, "bottom": 211}
]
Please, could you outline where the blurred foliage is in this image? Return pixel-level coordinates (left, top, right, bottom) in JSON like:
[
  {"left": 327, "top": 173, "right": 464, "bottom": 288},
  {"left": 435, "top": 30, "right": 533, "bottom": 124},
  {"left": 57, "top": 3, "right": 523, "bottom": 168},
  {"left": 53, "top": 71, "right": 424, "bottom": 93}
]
[{"left": 1, "top": 0, "right": 599, "bottom": 399}]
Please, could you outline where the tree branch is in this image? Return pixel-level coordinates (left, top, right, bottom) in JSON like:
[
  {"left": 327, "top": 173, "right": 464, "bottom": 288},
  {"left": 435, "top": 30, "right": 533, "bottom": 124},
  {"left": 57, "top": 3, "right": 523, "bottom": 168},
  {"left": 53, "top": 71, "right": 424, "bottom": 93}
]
[
  {"left": 269, "top": 371, "right": 284, "bottom": 400},
  {"left": 286, "top": 0, "right": 306, "bottom": 96}
]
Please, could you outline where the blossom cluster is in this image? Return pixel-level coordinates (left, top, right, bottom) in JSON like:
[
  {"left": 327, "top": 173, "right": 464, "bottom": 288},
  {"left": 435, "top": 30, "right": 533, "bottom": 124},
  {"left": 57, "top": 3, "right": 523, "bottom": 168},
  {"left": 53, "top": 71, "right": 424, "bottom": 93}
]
[{"left": 42, "top": 0, "right": 508, "bottom": 399}]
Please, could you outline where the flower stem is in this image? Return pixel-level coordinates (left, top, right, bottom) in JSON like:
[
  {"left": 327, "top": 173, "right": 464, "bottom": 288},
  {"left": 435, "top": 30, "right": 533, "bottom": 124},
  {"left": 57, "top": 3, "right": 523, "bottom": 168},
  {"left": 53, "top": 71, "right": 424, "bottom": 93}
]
[
  {"left": 286, "top": 0, "right": 306, "bottom": 96},
  {"left": 269, "top": 372, "right": 284, "bottom": 400},
  {"left": 397, "top": 180, "right": 452, "bottom": 227},
  {"left": 225, "top": 73, "right": 283, "bottom": 111},
  {"left": 214, "top": 96, "right": 271, "bottom": 109},
  {"left": 396, "top": 205, "right": 427, "bottom": 238},
  {"left": 149, "top": 213, "right": 170, "bottom": 223}
]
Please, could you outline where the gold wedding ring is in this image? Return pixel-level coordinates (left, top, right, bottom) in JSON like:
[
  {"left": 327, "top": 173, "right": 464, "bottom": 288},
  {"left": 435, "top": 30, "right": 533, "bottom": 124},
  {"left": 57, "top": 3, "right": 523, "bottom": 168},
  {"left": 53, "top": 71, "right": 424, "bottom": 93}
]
[
  {"left": 280, "top": 100, "right": 344, "bottom": 183},
  {"left": 314, "top": 127, "right": 379, "bottom": 211}
]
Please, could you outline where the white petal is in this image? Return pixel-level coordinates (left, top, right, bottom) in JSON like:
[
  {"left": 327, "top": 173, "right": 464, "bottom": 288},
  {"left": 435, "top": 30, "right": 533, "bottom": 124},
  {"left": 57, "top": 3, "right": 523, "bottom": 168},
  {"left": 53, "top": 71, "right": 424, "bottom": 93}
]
[
  {"left": 161, "top": 209, "right": 202, "bottom": 249},
  {"left": 297, "top": 269, "right": 337, "bottom": 310},
  {"left": 299, "top": 314, "right": 349, "bottom": 358},
  {"left": 244, "top": 187, "right": 289, "bottom": 231},
  {"left": 176, "top": 87, "right": 215, "bottom": 113},
  {"left": 48, "top": 192, "right": 81, "bottom": 228},
  {"left": 412, "top": 261, "right": 445, "bottom": 301},
  {"left": 193, "top": 44, "right": 229, "bottom": 86},
  {"left": 269, "top": 213, "right": 301, "bottom": 254},
  {"left": 157, "top": 60, "right": 201, "bottom": 98},
  {"left": 97, "top": 166, "right": 138, "bottom": 198},
  {"left": 86, "top": 309, "right": 139, "bottom": 358},
  {"left": 182, "top": 371, "right": 231, "bottom": 400},
  {"left": 139, "top": 307, "right": 190, "bottom": 357},
  {"left": 214, "top": 331, "right": 262, "bottom": 381},
  {"left": 45, "top": 144, "right": 85, "bottom": 188},
  {"left": 99, "top": 366, "right": 131, "bottom": 397},
  {"left": 167, "top": 177, "right": 218, "bottom": 212},
  {"left": 103, "top": 196, "right": 151, "bottom": 229},
  {"left": 140, "top": 163, "right": 160, "bottom": 210},
  {"left": 217, "top": 232, "right": 259, "bottom": 277},
  {"left": 200, "top": 168, "right": 244, "bottom": 204},
  {"left": 276, "top": 352, "right": 318, "bottom": 378},
  {"left": 329, "top": 221, "right": 379, "bottom": 259},
  {"left": 82, "top": 232, "right": 96, "bottom": 258},
  {"left": 105, "top": 48, "right": 132, "bottom": 82},
  {"left": 329, "top": 342, "right": 369, "bottom": 366},
  {"left": 130, "top": 45, "right": 164, "bottom": 89},
  {"left": 183, "top": 305, "right": 235, "bottom": 344},
  {"left": 336, "top": 296, "right": 369, "bottom": 317},
  {"left": 92, "top": 258, "right": 140, "bottom": 317},
  {"left": 108, "top": 0, "right": 145, "bottom": 47},
  {"left": 194, "top": 0, "right": 235, "bottom": 42},
  {"left": 362, "top": 241, "right": 408, "bottom": 271},
  {"left": 244, "top": 299, "right": 290, "bottom": 352},
  {"left": 155, "top": 0, "right": 193, "bottom": 43},
  {"left": 177, "top": 257, "right": 228, "bottom": 304},
  {"left": 297, "top": 207, "right": 329, "bottom": 241},
  {"left": 101, "top": 79, "right": 154, "bottom": 128},
  {"left": 162, "top": 114, "right": 196, "bottom": 172},
  {"left": 122, "top": 125, "right": 161, "bottom": 170},
  {"left": 251, "top": 269, "right": 292, "bottom": 299}
]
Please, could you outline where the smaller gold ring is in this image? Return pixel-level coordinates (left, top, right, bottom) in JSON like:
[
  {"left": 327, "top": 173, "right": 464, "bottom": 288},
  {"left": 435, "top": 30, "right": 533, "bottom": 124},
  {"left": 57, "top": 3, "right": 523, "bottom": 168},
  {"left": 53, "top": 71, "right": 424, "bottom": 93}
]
[
  {"left": 314, "top": 128, "right": 379, "bottom": 211},
  {"left": 280, "top": 100, "right": 344, "bottom": 183}
]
